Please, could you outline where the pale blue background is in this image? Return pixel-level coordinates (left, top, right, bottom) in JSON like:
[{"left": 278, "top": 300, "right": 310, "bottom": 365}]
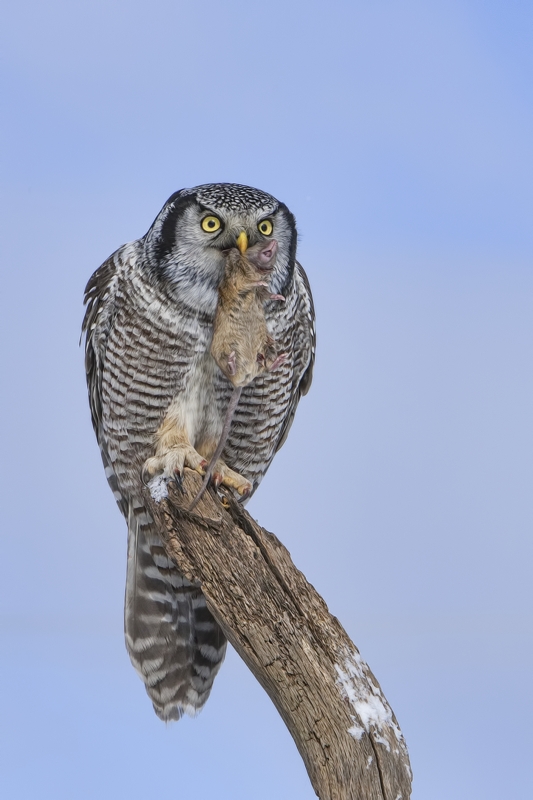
[{"left": 1, "top": 1, "right": 531, "bottom": 797}]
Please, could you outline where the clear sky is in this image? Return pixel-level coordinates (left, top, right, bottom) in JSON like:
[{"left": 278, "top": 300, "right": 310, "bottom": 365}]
[{"left": 1, "top": 1, "right": 531, "bottom": 798}]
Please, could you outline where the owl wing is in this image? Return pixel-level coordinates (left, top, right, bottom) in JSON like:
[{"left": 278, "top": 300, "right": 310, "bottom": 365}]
[
  {"left": 82, "top": 250, "right": 120, "bottom": 439},
  {"left": 82, "top": 246, "right": 130, "bottom": 519},
  {"left": 273, "top": 260, "right": 316, "bottom": 453}
]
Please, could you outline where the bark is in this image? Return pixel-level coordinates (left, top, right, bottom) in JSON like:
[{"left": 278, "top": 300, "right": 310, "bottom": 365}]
[{"left": 144, "top": 470, "right": 412, "bottom": 800}]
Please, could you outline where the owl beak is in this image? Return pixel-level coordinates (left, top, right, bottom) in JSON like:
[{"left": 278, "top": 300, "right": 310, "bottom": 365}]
[{"left": 236, "top": 231, "right": 248, "bottom": 254}]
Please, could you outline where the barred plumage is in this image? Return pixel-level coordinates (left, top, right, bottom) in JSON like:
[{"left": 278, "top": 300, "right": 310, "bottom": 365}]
[{"left": 82, "top": 184, "right": 315, "bottom": 721}]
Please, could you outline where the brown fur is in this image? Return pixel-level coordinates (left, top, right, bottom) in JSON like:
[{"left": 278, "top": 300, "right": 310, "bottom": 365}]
[
  {"left": 190, "top": 243, "right": 287, "bottom": 509},
  {"left": 210, "top": 244, "right": 285, "bottom": 388}
]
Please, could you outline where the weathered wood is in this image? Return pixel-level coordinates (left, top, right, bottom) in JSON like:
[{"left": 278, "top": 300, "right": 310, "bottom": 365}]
[{"left": 144, "top": 470, "right": 412, "bottom": 800}]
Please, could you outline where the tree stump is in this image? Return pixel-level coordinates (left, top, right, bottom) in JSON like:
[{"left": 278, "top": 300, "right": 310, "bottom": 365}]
[{"left": 144, "top": 470, "right": 412, "bottom": 800}]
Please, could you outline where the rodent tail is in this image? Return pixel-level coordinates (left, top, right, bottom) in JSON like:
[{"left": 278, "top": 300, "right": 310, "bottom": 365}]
[{"left": 189, "top": 386, "right": 243, "bottom": 510}]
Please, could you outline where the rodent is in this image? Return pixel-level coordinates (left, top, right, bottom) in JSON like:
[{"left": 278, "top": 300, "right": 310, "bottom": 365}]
[{"left": 189, "top": 240, "right": 287, "bottom": 509}]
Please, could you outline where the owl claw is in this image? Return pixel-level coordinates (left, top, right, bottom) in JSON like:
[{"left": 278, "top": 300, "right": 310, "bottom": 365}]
[
  {"left": 145, "top": 428, "right": 252, "bottom": 509},
  {"left": 173, "top": 471, "right": 184, "bottom": 493},
  {"left": 143, "top": 444, "right": 207, "bottom": 485},
  {"left": 140, "top": 464, "right": 153, "bottom": 487},
  {"left": 189, "top": 456, "right": 253, "bottom": 510},
  {"left": 213, "top": 462, "right": 252, "bottom": 498}
]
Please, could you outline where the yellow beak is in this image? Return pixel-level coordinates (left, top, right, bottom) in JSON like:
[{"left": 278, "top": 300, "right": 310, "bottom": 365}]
[{"left": 236, "top": 231, "right": 248, "bottom": 254}]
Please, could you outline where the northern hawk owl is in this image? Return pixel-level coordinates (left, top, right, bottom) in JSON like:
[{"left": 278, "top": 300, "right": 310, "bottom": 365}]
[{"left": 82, "top": 184, "right": 315, "bottom": 721}]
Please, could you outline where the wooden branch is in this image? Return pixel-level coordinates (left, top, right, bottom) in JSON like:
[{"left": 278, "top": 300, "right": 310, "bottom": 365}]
[{"left": 144, "top": 471, "right": 412, "bottom": 800}]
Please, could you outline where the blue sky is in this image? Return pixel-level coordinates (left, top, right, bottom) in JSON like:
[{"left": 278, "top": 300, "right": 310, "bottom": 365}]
[{"left": 1, "top": 1, "right": 532, "bottom": 798}]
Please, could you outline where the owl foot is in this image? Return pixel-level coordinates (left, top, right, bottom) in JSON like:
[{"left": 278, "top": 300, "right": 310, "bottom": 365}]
[
  {"left": 211, "top": 461, "right": 252, "bottom": 497},
  {"left": 142, "top": 445, "right": 208, "bottom": 486},
  {"left": 189, "top": 458, "right": 252, "bottom": 510}
]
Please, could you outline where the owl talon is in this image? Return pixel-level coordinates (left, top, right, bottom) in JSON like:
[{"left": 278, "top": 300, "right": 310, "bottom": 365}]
[
  {"left": 140, "top": 464, "right": 153, "bottom": 487},
  {"left": 173, "top": 471, "right": 184, "bottom": 492},
  {"left": 143, "top": 443, "right": 208, "bottom": 485},
  {"left": 211, "top": 461, "right": 252, "bottom": 497}
]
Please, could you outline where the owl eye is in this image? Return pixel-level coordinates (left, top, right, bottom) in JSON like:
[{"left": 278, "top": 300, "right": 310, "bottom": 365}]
[
  {"left": 201, "top": 215, "right": 222, "bottom": 233},
  {"left": 258, "top": 219, "right": 273, "bottom": 236}
]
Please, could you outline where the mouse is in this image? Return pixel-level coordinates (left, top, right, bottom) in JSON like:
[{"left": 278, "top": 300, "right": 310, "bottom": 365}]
[{"left": 189, "top": 240, "right": 288, "bottom": 510}]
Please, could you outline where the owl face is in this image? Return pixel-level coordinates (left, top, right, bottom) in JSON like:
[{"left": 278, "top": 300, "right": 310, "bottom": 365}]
[{"left": 143, "top": 184, "right": 297, "bottom": 314}]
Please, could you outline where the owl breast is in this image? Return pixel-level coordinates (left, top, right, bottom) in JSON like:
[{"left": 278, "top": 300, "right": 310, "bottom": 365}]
[{"left": 100, "top": 280, "right": 231, "bottom": 489}]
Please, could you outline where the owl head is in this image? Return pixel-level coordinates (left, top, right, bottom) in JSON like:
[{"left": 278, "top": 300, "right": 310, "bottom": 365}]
[{"left": 143, "top": 184, "right": 297, "bottom": 313}]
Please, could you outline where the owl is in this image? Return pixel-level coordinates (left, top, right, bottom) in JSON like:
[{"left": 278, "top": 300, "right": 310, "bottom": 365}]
[{"left": 82, "top": 184, "right": 315, "bottom": 721}]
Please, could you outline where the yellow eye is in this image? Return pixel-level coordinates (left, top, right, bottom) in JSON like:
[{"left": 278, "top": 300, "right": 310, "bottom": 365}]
[
  {"left": 258, "top": 219, "right": 273, "bottom": 236},
  {"left": 201, "top": 215, "right": 222, "bottom": 233}
]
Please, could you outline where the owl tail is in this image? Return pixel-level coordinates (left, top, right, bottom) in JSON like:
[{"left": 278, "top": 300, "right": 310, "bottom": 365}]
[{"left": 124, "top": 501, "right": 227, "bottom": 720}]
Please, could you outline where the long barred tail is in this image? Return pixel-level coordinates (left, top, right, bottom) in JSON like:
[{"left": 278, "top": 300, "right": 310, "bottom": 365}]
[{"left": 125, "top": 501, "right": 227, "bottom": 721}]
